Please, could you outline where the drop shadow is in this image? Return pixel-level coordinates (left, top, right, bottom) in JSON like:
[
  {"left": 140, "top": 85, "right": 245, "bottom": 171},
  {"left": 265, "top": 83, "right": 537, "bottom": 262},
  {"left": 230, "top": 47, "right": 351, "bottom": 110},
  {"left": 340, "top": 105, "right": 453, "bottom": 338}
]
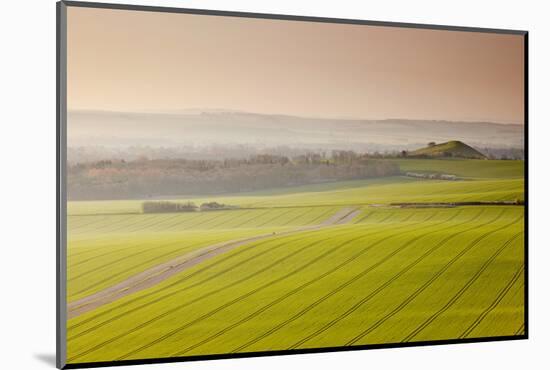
[{"left": 34, "top": 353, "right": 56, "bottom": 367}]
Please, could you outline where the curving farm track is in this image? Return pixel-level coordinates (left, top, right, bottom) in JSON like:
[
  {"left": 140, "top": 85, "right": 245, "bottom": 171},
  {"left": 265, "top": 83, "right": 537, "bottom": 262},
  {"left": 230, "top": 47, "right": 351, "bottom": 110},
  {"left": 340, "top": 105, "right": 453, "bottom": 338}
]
[{"left": 68, "top": 207, "right": 361, "bottom": 318}]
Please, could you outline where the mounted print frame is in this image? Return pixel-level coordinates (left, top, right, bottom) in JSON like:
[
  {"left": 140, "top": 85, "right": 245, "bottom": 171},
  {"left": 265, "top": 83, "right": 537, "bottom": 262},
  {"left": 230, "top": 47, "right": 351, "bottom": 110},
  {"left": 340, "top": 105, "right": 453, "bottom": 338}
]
[{"left": 57, "top": 1, "right": 528, "bottom": 368}]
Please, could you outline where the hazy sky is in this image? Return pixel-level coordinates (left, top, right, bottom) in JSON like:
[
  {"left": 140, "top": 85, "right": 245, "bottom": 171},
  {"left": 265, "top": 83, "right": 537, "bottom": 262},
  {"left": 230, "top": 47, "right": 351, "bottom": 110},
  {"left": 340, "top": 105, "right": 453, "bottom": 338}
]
[{"left": 67, "top": 7, "right": 525, "bottom": 124}]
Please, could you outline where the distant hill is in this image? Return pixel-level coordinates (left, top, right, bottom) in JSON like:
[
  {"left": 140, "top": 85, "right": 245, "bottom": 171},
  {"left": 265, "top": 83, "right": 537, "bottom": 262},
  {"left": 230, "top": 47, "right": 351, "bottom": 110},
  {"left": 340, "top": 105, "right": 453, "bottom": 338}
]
[
  {"left": 410, "top": 141, "right": 487, "bottom": 159},
  {"left": 67, "top": 110, "right": 524, "bottom": 151}
]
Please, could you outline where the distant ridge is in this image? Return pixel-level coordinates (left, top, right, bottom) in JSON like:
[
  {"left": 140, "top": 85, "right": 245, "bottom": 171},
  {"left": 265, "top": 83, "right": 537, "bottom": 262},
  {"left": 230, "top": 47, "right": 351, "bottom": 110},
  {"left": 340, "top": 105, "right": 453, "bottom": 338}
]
[
  {"left": 67, "top": 110, "right": 524, "bottom": 150},
  {"left": 411, "top": 141, "right": 487, "bottom": 159}
]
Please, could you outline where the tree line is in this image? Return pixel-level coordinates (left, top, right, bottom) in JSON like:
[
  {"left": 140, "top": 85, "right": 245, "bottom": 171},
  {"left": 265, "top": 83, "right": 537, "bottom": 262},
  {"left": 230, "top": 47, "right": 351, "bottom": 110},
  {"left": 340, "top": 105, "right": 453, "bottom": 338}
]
[{"left": 68, "top": 151, "right": 400, "bottom": 200}]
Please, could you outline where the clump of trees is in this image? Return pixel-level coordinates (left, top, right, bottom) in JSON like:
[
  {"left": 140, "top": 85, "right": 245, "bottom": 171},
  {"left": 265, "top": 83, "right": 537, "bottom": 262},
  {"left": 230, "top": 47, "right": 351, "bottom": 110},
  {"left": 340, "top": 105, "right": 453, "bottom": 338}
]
[
  {"left": 142, "top": 200, "right": 238, "bottom": 213},
  {"left": 142, "top": 201, "right": 198, "bottom": 213},
  {"left": 405, "top": 172, "right": 460, "bottom": 181},
  {"left": 200, "top": 202, "right": 237, "bottom": 210}
]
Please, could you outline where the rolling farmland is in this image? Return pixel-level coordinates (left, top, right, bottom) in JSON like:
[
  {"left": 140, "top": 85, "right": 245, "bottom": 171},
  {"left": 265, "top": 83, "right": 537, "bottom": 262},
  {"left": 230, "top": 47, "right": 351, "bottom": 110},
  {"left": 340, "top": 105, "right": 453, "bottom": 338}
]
[
  {"left": 66, "top": 159, "right": 525, "bottom": 364},
  {"left": 68, "top": 206, "right": 341, "bottom": 301}
]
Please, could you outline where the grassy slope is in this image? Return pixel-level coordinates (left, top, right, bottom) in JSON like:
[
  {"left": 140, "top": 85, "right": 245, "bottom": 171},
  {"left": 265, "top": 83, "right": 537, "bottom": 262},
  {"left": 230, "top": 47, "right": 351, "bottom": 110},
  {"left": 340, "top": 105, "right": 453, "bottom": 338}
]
[
  {"left": 66, "top": 206, "right": 524, "bottom": 362},
  {"left": 67, "top": 206, "right": 340, "bottom": 301},
  {"left": 66, "top": 158, "right": 525, "bottom": 363},
  {"left": 411, "top": 140, "right": 486, "bottom": 159},
  {"left": 67, "top": 177, "right": 523, "bottom": 215},
  {"left": 393, "top": 158, "right": 524, "bottom": 179}
]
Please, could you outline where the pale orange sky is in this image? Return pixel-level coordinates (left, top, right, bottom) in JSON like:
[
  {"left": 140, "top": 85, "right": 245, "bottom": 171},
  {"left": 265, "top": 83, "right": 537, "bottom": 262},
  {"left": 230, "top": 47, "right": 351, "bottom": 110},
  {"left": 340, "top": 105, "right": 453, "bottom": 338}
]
[{"left": 67, "top": 6, "right": 525, "bottom": 124}]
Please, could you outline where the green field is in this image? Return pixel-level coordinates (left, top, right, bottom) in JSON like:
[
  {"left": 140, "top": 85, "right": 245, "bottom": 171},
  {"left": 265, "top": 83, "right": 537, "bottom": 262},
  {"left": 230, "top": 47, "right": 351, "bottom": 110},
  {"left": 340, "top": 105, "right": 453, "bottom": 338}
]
[
  {"left": 392, "top": 158, "right": 524, "bottom": 179},
  {"left": 68, "top": 206, "right": 341, "bottom": 301},
  {"left": 66, "top": 159, "right": 525, "bottom": 364}
]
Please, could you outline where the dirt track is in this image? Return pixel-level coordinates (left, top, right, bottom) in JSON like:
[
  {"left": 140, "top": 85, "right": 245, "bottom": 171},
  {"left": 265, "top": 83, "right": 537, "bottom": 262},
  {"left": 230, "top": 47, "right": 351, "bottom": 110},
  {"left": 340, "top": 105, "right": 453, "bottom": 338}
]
[{"left": 67, "top": 207, "right": 360, "bottom": 319}]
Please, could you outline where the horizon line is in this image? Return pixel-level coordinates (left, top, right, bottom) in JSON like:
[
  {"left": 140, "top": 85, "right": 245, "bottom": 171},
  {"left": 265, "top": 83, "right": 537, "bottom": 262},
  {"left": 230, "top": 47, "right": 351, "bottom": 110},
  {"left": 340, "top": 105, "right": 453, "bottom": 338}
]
[{"left": 67, "top": 108, "right": 524, "bottom": 126}]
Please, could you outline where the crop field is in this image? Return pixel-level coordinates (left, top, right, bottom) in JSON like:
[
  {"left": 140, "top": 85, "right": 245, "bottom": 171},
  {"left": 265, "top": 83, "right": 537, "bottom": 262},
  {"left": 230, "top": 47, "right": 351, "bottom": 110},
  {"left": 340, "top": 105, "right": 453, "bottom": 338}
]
[
  {"left": 68, "top": 206, "right": 341, "bottom": 301},
  {"left": 392, "top": 159, "right": 524, "bottom": 179},
  {"left": 68, "top": 177, "right": 524, "bottom": 215},
  {"left": 66, "top": 159, "right": 525, "bottom": 364}
]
